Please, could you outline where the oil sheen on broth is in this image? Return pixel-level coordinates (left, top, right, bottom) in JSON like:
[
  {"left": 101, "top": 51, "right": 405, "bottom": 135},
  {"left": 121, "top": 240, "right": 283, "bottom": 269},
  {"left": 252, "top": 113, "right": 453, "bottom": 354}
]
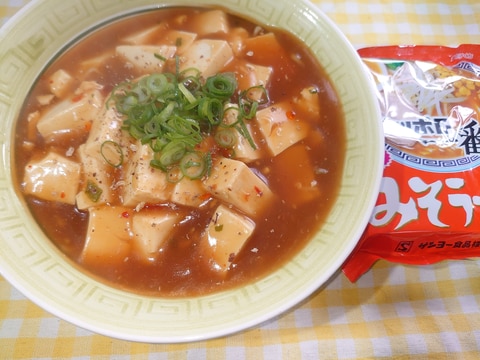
[{"left": 14, "top": 7, "right": 345, "bottom": 297}]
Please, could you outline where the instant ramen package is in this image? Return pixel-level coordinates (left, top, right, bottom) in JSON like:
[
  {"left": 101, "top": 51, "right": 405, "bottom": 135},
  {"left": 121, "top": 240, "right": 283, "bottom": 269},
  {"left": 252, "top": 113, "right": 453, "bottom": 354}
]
[{"left": 342, "top": 44, "right": 480, "bottom": 281}]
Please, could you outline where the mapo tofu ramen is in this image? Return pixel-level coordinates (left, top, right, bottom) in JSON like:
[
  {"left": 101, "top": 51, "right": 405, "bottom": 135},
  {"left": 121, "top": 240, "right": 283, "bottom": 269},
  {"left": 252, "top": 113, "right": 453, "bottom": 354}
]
[{"left": 14, "top": 8, "right": 345, "bottom": 296}]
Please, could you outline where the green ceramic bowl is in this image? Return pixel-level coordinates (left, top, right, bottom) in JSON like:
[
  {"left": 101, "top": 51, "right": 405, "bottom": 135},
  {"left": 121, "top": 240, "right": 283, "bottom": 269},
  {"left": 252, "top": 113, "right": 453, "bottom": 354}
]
[{"left": 0, "top": 0, "right": 383, "bottom": 342}]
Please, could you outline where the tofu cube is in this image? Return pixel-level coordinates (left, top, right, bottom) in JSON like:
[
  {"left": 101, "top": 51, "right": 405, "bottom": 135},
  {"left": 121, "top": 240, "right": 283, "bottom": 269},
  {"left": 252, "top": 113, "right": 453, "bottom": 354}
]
[
  {"left": 131, "top": 209, "right": 180, "bottom": 261},
  {"left": 243, "top": 33, "right": 287, "bottom": 65},
  {"left": 255, "top": 102, "right": 309, "bottom": 156},
  {"left": 293, "top": 86, "right": 321, "bottom": 116},
  {"left": 23, "top": 152, "right": 81, "bottom": 205},
  {"left": 161, "top": 30, "right": 197, "bottom": 54},
  {"left": 203, "top": 204, "right": 255, "bottom": 272},
  {"left": 48, "top": 69, "right": 75, "bottom": 98},
  {"left": 203, "top": 157, "right": 274, "bottom": 217},
  {"left": 237, "top": 62, "right": 272, "bottom": 101},
  {"left": 75, "top": 144, "right": 114, "bottom": 210},
  {"left": 179, "top": 39, "right": 233, "bottom": 78},
  {"left": 79, "top": 52, "right": 112, "bottom": 75},
  {"left": 122, "top": 143, "right": 173, "bottom": 207},
  {"left": 171, "top": 178, "right": 210, "bottom": 207},
  {"left": 36, "top": 94, "right": 55, "bottom": 106},
  {"left": 83, "top": 106, "right": 126, "bottom": 160},
  {"left": 36, "top": 82, "right": 103, "bottom": 139},
  {"left": 121, "top": 23, "right": 167, "bottom": 45},
  {"left": 26, "top": 111, "right": 41, "bottom": 141},
  {"left": 271, "top": 144, "right": 321, "bottom": 207},
  {"left": 81, "top": 206, "right": 131, "bottom": 265},
  {"left": 221, "top": 104, "right": 262, "bottom": 163},
  {"left": 192, "top": 10, "right": 229, "bottom": 36},
  {"left": 228, "top": 27, "right": 249, "bottom": 56},
  {"left": 116, "top": 45, "right": 177, "bottom": 74}
]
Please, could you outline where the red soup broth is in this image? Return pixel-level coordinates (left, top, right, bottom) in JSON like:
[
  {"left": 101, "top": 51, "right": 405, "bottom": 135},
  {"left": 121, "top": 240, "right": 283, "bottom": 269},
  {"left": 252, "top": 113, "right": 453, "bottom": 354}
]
[{"left": 13, "top": 7, "right": 345, "bottom": 297}]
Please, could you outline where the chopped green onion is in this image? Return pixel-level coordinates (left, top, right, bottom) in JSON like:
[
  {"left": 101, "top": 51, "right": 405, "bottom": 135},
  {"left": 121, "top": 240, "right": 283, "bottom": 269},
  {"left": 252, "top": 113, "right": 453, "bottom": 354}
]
[
  {"left": 235, "top": 120, "right": 257, "bottom": 150},
  {"left": 111, "top": 70, "right": 267, "bottom": 174},
  {"left": 243, "top": 85, "right": 270, "bottom": 105},
  {"left": 100, "top": 140, "right": 124, "bottom": 168},
  {"left": 157, "top": 141, "right": 187, "bottom": 168},
  {"left": 198, "top": 97, "right": 224, "bottom": 126},
  {"left": 239, "top": 96, "right": 259, "bottom": 119},
  {"left": 215, "top": 128, "right": 237, "bottom": 148},
  {"left": 145, "top": 73, "right": 168, "bottom": 94},
  {"left": 85, "top": 180, "right": 102, "bottom": 202},
  {"left": 154, "top": 53, "right": 167, "bottom": 61},
  {"left": 179, "top": 67, "right": 201, "bottom": 80},
  {"left": 179, "top": 151, "right": 208, "bottom": 179},
  {"left": 132, "top": 83, "right": 152, "bottom": 104},
  {"left": 178, "top": 81, "right": 197, "bottom": 104},
  {"left": 204, "top": 72, "right": 237, "bottom": 100}
]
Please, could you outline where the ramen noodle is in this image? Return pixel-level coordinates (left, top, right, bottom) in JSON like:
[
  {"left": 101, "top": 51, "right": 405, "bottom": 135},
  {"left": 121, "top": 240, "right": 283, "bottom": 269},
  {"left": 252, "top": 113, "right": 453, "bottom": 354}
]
[{"left": 342, "top": 45, "right": 480, "bottom": 281}]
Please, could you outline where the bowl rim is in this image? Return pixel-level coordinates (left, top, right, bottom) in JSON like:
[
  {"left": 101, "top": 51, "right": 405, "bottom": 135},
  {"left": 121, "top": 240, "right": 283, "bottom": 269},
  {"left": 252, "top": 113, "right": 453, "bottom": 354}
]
[{"left": 0, "top": 0, "right": 383, "bottom": 343}]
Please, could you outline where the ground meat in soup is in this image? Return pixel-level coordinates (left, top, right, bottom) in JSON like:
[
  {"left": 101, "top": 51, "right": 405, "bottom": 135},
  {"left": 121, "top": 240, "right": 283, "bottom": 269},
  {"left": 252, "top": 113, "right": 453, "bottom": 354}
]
[{"left": 13, "top": 7, "right": 345, "bottom": 297}]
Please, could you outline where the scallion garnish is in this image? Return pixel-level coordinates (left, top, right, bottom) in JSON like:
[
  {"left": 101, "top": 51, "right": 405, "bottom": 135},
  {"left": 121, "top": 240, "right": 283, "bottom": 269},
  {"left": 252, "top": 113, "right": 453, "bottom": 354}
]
[
  {"left": 179, "top": 151, "right": 209, "bottom": 180},
  {"left": 100, "top": 140, "right": 124, "bottom": 168},
  {"left": 214, "top": 128, "right": 237, "bottom": 148},
  {"left": 85, "top": 180, "right": 102, "bottom": 202},
  {"left": 108, "top": 69, "right": 268, "bottom": 179},
  {"left": 204, "top": 72, "right": 237, "bottom": 100},
  {"left": 154, "top": 53, "right": 167, "bottom": 61}
]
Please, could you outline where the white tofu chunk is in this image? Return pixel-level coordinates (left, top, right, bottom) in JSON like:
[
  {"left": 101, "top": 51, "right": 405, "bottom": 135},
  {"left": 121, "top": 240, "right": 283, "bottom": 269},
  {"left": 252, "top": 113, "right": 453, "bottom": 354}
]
[
  {"left": 121, "top": 23, "right": 167, "bottom": 45},
  {"left": 237, "top": 63, "right": 272, "bottom": 101},
  {"left": 122, "top": 143, "right": 173, "bottom": 207},
  {"left": 203, "top": 204, "right": 255, "bottom": 272},
  {"left": 116, "top": 45, "right": 177, "bottom": 74},
  {"left": 161, "top": 30, "right": 197, "bottom": 54},
  {"left": 36, "top": 94, "right": 55, "bottom": 106},
  {"left": 228, "top": 27, "right": 249, "bottom": 56},
  {"left": 293, "top": 86, "right": 321, "bottom": 115},
  {"left": 81, "top": 206, "right": 131, "bottom": 265},
  {"left": 221, "top": 104, "right": 262, "bottom": 163},
  {"left": 75, "top": 144, "right": 114, "bottom": 210},
  {"left": 271, "top": 144, "right": 322, "bottom": 207},
  {"left": 26, "top": 111, "right": 40, "bottom": 141},
  {"left": 83, "top": 106, "right": 126, "bottom": 160},
  {"left": 179, "top": 39, "right": 233, "bottom": 78},
  {"left": 203, "top": 157, "right": 274, "bottom": 217},
  {"left": 171, "top": 178, "right": 210, "bottom": 207},
  {"left": 192, "top": 10, "right": 229, "bottom": 36},
  {"left": 78, "top": 52, "right": 112, "bottom": 76},
  {"left": 131, "top": 209, "right": 180, "bottom": 261},
  {"left": 255, "top": 102, "right": 309, "bottom": 156},
  {"left": 23, "top": 152, "right": 81, "bottom": 204},
  {"left": 48, "top": 69, "right": 75, "bottom": 98},
  {"left": 36, "top": 82, "right": 103, "bottom": 139}
]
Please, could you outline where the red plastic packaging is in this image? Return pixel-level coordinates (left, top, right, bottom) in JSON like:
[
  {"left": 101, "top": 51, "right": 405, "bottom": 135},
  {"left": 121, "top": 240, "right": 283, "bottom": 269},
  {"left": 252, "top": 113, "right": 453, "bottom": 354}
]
[{"left": 342, "top": 45, "right": 480, "bottom": 282}]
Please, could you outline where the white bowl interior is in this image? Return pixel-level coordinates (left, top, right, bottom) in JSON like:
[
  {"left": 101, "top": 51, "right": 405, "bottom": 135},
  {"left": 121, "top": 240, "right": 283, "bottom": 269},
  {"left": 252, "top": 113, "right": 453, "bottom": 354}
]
[{"left": 0, "top": 0, "right": 383, "bottom": 342}]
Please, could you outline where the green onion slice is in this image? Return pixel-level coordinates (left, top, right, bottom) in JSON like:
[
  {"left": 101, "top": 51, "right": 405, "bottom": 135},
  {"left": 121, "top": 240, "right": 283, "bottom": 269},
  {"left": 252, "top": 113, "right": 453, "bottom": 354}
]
[
  {"left": 100, "top": 140, "right": 124, "bottom": 168},
  {"left": 243, "top": 85, "right": 269, "bottom": 105},
  {"left": 111, "top": 70, "right": 267, "bottom": 174},
  {"left": 85, "top": 180, "right": 103, "bottom": 202},
  {"left": 180, "top": 151, "right": 208, "bottom": 180},
  {"left": 204, "top": 72, "right": 237, "bottom": 100},
  {"left": 198, "top": 97, "right": 224, "bottom": 126},
  {"left": 215, "top": 128, "right": 237, "bottom": 148},
  {"left": 158, "top": 141, "right": 187, "bottom": 168}
]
